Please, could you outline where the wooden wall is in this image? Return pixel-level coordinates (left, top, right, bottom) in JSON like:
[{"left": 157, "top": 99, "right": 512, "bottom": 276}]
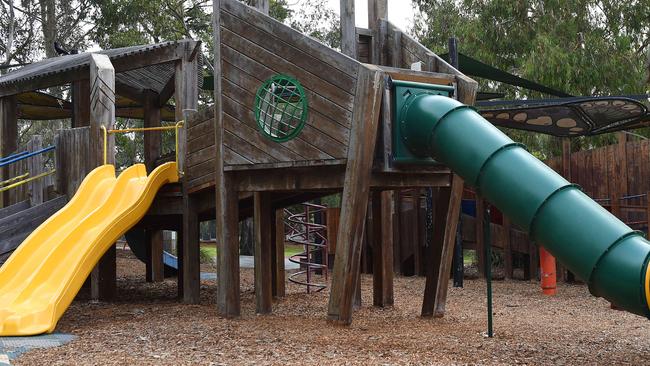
[
  {"left": 545, "top": 140, "right": 648, "bottom": 201},
  {"left": 186, "top": 0, "right": 362, "bottom": 191}
]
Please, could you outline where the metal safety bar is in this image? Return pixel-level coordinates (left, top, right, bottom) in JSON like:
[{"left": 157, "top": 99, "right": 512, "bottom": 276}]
[
  {"left": 0, "top": 151, "right": 29, "bottom": 163},
  {"left": 100, "top": 121, "right": 185, "bottom": 167},
  {"left": 0, "top": 172, "right": 30, "bottom": 187},
  {"left": 0, "top": 146, "right": 56, "bottom": 168},
  {"left": 0, "top": 170, "right": 55, "bottom": 193}
]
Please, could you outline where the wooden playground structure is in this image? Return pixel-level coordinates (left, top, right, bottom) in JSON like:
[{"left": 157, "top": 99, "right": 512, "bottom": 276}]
[{"left": 2, "top": 0, "right": 650, "bottom": 333}]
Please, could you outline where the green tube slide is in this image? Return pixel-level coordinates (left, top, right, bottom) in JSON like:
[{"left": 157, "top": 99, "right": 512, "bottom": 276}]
[{"left": 399, "top": 92, "right": 650, "bottom": 317}]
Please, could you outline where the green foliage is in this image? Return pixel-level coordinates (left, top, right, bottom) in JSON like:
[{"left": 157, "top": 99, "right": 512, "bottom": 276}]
[
  {"left": 411, "top": 0, "right": 650, "bottom": 157},
  {"left": 289, "top": 0, "right": 340, "bottom": 49}
]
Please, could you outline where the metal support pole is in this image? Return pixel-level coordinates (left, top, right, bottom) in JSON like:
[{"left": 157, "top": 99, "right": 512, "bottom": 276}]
[{"left": 483, "top": 202, "right": 493, "bottom": 337}]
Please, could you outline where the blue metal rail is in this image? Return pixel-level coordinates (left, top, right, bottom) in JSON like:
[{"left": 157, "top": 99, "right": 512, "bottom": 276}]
[{"left": 0, "top": 146, "right": 55, "bottom": 168}]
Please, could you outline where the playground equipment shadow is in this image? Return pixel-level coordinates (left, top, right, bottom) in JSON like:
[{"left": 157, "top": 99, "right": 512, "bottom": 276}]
[{"left": 9, "top": 250, "right": 650, "bottom": 365}]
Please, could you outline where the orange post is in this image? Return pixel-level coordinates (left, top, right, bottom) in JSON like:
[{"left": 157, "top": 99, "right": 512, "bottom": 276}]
[{"left": 539, "top": 247, "right": 557, "bottom": 295}]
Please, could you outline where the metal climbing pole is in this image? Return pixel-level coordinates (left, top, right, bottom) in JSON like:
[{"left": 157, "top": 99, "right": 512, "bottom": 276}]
[{"left": 285, "top": 202, "right": 329, "bottom": 293}]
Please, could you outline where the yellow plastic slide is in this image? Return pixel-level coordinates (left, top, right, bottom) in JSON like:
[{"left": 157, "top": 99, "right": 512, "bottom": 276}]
[{"left": 0, "top": 162, "right": 178, "bottom": 336}]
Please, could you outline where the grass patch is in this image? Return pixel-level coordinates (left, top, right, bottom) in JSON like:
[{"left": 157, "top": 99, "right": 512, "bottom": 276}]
[{"left": 198, "top": 243, "right": 309, "bottom": 261}]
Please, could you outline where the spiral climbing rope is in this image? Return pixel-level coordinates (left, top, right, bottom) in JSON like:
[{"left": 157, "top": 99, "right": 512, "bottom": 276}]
[{"left": 285, "top": 203, "right": 329, "bottom": 293}]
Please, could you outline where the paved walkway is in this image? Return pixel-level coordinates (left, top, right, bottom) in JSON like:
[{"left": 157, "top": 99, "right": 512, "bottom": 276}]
[
  {"left": 200, "top": 256, "right": 298, "bottom": 281},
  {"left": 0, "top": 334, "right": 76, "bottom": 364}
]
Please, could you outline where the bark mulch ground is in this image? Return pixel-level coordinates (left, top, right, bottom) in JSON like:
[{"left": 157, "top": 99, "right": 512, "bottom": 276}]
[{"left": 13, "top": 249, "right": 650, "bottom": 365}]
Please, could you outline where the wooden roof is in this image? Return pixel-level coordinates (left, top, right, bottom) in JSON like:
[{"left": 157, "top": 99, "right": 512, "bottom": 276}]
[{"left": 0, "top": 40, "right": 201, "bottom": 98}]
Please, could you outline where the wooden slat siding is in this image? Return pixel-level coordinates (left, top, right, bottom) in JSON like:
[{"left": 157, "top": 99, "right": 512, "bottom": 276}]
[
  {"left": 327, "top": 66, "right": 384, "bottom": 325},
  {"left": 221, "top": 59, "right": 351, "bottom": 146},
  {"left": 221, "top": 0, "right": 358, "bottom": 76},
  {"left": 221, "top": 28, "right": 354, "bottom": 111},
  {"left": 226, "top": 147, "right": 253, "bottom": 165},
  {"left": 222, "top": 113, "right": 306, "bottom": 161},
  {"left": 55, "top": 127, "right": 90, "bottom": 199},
  {"left": 0, "top": 201, "right": 29, "bottom": 220},
  {"left": 223, "top": 78, "right": 347, "bottom": 159},
  {"left": 222, "top": 95, "right": 329, "bottom": 160},
  {"left": 187, "top": 132, "right": 215, "bottom": 154},
  {"left": 222, "top": 46, "right": 353, "bottom": 128},
  {"left": 0, "top": 196, "right": 67, "bottom": 264},
  {"left": 224, "top": 130, "right": 276, "bottom": 164},
  {"left": 357, "top": 35, "right": 371, "bottom": 63},
  {"left": 221, "top": 11, "right": 355, "bottom": 92}
]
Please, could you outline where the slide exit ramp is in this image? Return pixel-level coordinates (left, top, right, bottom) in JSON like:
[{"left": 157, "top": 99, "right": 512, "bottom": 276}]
[{"left": 394, "top": 82, "right": 650, "bottom": 317}]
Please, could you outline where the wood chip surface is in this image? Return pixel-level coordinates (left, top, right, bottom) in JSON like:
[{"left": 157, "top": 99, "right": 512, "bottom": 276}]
[{"left": 13, "top": 250, "right": 650, "bottom": 365}]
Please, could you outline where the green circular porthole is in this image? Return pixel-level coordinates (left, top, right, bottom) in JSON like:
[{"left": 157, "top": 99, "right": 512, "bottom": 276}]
[{"left": 254, "top": 75, "right": 308, "bottom": 142}]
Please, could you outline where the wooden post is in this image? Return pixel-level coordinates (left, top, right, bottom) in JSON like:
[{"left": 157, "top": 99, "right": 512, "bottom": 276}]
[
  {"left": 475, "top": 197, "right": 486, "bottom": 276},
  {"left": 339, "top": 0, "right": 357, "bottom": 58},
  {"left": 214, "top": 0, "right": 241, "bottom": 318},
  {"left": 174, "top": 45, "right": 198, "bottom": 176},
  {"left": 182, "top": 192, "right": 200, "bottom": 303},
  {"left": 272, "top": 208, "right": 286, "bottom": 298},
  {"left": 25, "top": 136, "right": 44, "bottom": 206},
  {"left": 89, "top": 54, "right": 116, "bottom": 301},
  {"left": 327, "top": 66, "right": 384, "bottom": 325},
  {"left": 421, "top": 175, "right": 464, "bottom": 317},
  {"left": 0, "top": 95, "right": 17, "bottom": 207},
  {"left": 72, "top": 80, "right": 90, "bottom": 128},
  {"left": 145, "top": 230, "right": 164, "bottom": 282},
  {"left": 372, "top": 190, "right": 394, "bottom": 307},
  {"left": 368, "top": 0, "right": 387, "bottom": 30},
  {"left": 254, "top": 192, "right": 273, "bottom": 314},
  {"left": 177, "top": 228, "right": 184, "bottom": 299},
  {"left": 143, "top": 90, "right": 161, "bottom": 173},
  {"left": 143, "top": 89, "right": 164, "bottom": 282}
]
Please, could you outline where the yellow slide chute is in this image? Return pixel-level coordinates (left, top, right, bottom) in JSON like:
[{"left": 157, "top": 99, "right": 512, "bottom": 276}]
[{"left": 0, "top": 162, "right": 178, "bottom": 336}]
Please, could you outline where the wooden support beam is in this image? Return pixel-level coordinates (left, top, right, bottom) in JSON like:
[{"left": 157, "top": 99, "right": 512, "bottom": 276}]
[
  {"left": 272, "top": 208, "right": 286, "bottom": 298},
  {"left": 340, "top": 0, "right": 357, "bottom": 58},
  {"left": 327, "top": 66, "right": 384, "bottom": 325},
  {"left": 368, "top": 0, "right": 387, "bottom": 31},
  {"left": 0, "top": 96, "right": 17, "bottom": 207},
  {"left": 146, "top": 230, "right": 164, "bottom": 282},
  {"left": 254, "top": 192, "right": 273, "bottom": 314},
  {"left": 72, "top": 79, "right": 90, "bottom": 127},
  {"left": 372, "top": 190, "right": 394, "bottom": 307},
  {"left": 26, "top": 136, "right": 44, "bottom": 206},
  {"left": 174, "top": 47, "right": 199, "bottom": 176},
  {"left": 214, "top": 0, "right": 241, "bottom": 318},
  {"left": 177, "top": 229, "right": 184, "bottom": 299},
  {"left": 182, "top": 192, "right": 200, "bottom": 303},
  {"left": 143, "top": 90, "right": 162, "bottom": 173},
  {"left": 88, "top": 54, "right": 116, "bottom": 301},
  {"left": 421, "top": 174, "right": 464, "bottom": 317}
]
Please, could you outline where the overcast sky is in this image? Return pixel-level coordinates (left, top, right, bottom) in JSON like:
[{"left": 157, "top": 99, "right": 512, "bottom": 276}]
[{"left": 287, "top": 0, "right": 416, "bottom": 32}]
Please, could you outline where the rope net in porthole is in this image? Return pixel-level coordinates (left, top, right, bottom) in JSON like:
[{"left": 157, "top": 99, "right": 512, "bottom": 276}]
[{"left": 254, "top": 75, "right": 308, "bottom": 142}]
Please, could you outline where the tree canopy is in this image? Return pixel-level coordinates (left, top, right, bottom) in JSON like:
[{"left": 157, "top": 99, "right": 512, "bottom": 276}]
[{"left": 411, "top": 0, "right": 650, "bottom": 157}]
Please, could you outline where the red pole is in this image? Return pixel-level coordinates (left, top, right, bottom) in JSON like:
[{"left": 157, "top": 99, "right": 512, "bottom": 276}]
[{"left": 539, "top": 247, "right": 557, "bottom": 295}]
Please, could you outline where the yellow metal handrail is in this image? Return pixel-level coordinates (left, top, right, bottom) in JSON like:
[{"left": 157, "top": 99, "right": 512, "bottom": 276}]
[
  {"left": 0, "top": 170, "right": 56, "bottom": 193},
  {"left": 101, "top": 121, "right": 185, "bottom": 167},
  {"left": 0, "top": 172, "right": 30, "bottom": 187}
]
